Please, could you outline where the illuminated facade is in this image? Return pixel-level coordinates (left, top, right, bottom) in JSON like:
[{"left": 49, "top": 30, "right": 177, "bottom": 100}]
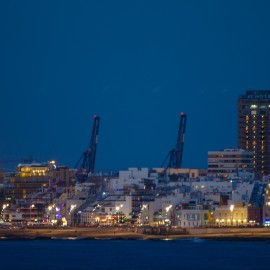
[
  {"left": 4, "top": 162, "right": 54, "bottom": 200},
  {"left": 215, "top": 203, "right": 248, "bottom": 226},
  {"left": 238, "top": 90, "right": 270, "bottom": 178}
]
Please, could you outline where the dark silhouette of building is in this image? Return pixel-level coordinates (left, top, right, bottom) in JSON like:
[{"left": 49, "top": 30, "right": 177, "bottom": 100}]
[{"left": 238, "top": 90, "right": 270, "bottom": 178}]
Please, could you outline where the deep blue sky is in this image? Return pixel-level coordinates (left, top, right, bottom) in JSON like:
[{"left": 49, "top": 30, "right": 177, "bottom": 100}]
[{"left": 1, "top": 1, "right": 270, "bottom": 171}]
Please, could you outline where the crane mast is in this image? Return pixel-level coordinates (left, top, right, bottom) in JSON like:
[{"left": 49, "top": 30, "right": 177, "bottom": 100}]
[
  {"left": 75, "top": 115, "right": 100, "bottom": 182},
  {"left": 162, "top": 112, "right": 187, "bottom": 169}
]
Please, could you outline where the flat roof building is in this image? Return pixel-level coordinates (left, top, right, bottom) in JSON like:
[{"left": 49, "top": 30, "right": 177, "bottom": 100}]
[
  {"left": 4, "top": 161, "right": 55, "bottom": 200},
  {"left": 238, "top": 90, "right": 270, "bottom": 178},
  {"left": 208, "top": 149, "right": 253, "bottom": 178}
]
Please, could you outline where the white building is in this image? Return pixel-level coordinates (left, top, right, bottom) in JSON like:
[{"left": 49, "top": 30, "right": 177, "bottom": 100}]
[
  {"left": 231, "top": 182, "right": 254, "bottom": 203},
  {"left": 161, "top": 192, "right": 188, "bottom": 223},
  {"left": 79, "top": 195, "right": 133, "bottom": 225},
  {"left": 189, "top": 180, "right": 233, "bottom": 194},
  {"left": 108, "top": 168, "right": 156, "bottom": 191},
  {"left": 140, "top": 197, "right": 162, "bottom": 224},
  {"left": 175, "top": 205, "right": 209, "bottom": 228},
  {"left": 119, "top": 168, "right": 149, "bottom": 180}
]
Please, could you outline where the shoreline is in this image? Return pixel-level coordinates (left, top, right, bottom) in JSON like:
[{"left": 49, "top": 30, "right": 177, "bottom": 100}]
[{"left": 1, "top": 227, "right": 270, "bottom": 241}]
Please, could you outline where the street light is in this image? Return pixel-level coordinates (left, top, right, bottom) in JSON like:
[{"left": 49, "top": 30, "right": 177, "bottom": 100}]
[
  {"left": 165, "top": 205, "right": 172, "bottom": 225},
  {"left": 115, "top": 205, "right": 123, "bottom": 224},
  {"left": 2, "top": 204, "right": 9, "bottom": 221},
  {"left": 141, "top": 204, "right": 149, "bottom": 225},
  {"left": 48, "top": 205, "right": 53, "bottom": 223},
  {"left": 30, "top": 204, "right": 35, "bottom": 222},
  {"left": 230, "top": 205, "right": 234, "bottom": 227},
  {"left": 2, "top": 204, "right": 9, "bottom": 210}
]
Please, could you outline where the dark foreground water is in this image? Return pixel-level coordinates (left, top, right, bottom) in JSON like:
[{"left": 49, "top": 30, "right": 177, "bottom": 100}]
[{"left": 0, "top": 238, "right": 269, "bottom": 270}]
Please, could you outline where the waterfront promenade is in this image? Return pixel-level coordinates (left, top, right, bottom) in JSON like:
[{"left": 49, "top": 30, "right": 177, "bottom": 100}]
[{"left": 1, "top": 227, "right": 270, "bottom": 240}]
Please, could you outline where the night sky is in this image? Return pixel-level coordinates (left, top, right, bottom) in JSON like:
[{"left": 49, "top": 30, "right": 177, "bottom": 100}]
[{"left": 1, "top": 1, "right": 270, "bottom": 171}]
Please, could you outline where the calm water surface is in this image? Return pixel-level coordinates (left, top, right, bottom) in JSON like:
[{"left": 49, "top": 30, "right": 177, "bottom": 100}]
[{"left": 0, "top": 238, "right": 269, "bottom": 270}]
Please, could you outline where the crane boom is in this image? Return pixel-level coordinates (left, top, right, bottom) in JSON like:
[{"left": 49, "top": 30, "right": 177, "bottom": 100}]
[
  {"left": 161, "top": 112, "right": 187, "bottom": 169},
  {"left": 75, "top": 115, "right": 100, "bottom": 182},
  {"left": 175, "top": 112, "right": 186, "bottom": 168}
]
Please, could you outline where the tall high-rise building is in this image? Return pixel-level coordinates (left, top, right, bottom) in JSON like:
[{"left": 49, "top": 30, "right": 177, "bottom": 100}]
[{"left": 238, "top": 90, "right": 270, "bottom": 178}]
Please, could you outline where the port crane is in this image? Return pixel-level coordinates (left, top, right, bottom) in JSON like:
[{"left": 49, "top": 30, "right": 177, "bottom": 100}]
[
  {"left": 75, "top": 115, "right": 100, "bottom": 182},
  {"left": 161, "top": 112, "right": 187, "bottom": 169}
]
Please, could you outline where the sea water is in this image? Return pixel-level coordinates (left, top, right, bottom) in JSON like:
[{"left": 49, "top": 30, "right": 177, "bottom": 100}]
[{"left": 0, "top": 238, "right": 269, "bottom": 270}]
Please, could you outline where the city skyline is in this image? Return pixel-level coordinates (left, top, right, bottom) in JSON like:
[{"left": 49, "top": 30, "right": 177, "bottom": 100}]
[{"left": 1, "top": 1, "right": 270, "bottom": 171}]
